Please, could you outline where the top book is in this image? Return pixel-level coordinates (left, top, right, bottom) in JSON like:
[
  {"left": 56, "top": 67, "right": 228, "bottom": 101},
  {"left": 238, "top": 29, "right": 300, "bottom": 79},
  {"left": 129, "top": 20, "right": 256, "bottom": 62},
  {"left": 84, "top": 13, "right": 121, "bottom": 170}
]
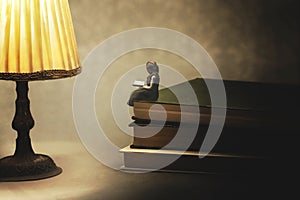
[{"left": 133, "top": 78, "right": 299, "bottom": 129}]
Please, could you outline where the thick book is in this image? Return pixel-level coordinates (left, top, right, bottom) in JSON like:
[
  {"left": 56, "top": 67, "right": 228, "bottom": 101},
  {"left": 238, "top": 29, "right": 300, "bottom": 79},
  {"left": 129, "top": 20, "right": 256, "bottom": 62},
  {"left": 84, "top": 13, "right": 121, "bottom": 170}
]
[
  {"left": 133, "top": 78, "right": 299, "bottom": 129},
  {"left": 130, "top": 120, "right": 207, "bottom": 152},
  {"left": 130, "top": 120, "right": 295, "bottom": 157}
]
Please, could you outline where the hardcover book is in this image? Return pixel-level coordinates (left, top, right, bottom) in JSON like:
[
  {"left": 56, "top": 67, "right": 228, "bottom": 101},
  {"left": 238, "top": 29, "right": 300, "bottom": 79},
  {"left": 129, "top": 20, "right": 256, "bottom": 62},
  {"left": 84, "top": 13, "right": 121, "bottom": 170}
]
[{"left": 133, "top": 78, "right": 299, "bottom": 129}]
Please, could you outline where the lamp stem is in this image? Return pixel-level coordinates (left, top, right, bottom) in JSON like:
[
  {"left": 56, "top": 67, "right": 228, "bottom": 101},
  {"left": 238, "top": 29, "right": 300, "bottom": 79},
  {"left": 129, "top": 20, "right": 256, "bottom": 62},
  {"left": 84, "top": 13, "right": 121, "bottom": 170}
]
[
  {"left": 0, "top": 81, "right": 62, "bottom": 182},
  {"left": 12, "top": 81, "right": 35, "bottom": 158}
]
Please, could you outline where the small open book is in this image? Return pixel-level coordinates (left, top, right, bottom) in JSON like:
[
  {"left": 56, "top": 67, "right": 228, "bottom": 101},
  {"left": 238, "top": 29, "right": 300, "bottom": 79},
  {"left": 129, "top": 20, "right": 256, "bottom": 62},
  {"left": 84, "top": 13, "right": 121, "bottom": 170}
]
[{"left": 132, "top": 80, "right": 145, "bottom": 87}]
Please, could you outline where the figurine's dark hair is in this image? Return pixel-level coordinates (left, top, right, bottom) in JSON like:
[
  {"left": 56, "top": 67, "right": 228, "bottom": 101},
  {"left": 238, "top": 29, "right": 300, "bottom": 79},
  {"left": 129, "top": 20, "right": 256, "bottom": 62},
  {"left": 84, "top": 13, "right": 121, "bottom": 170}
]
[{"left": 146, "top": 61, "right": 159, "bottom": 73}]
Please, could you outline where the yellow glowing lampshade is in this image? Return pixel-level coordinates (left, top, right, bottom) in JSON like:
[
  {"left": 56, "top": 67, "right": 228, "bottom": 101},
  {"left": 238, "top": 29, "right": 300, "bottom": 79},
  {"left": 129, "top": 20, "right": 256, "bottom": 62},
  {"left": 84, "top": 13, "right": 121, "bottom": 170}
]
[{"left": 0, "top": 0, "right": 81, "bottom": 80}]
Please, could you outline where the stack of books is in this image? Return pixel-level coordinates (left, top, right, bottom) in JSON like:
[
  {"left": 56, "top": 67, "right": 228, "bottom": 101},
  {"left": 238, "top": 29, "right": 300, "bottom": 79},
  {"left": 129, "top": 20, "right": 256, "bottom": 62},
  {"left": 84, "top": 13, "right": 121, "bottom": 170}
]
[{"left": 121, "top": 78, "right": 299, "bottom": 173}]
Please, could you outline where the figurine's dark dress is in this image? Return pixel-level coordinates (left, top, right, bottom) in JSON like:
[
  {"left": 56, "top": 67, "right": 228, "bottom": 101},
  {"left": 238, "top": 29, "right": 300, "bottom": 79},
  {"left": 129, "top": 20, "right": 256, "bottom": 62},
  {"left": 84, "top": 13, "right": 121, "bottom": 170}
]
[{"left": 128, "top": 73, "right": 160, "bottom": 106}]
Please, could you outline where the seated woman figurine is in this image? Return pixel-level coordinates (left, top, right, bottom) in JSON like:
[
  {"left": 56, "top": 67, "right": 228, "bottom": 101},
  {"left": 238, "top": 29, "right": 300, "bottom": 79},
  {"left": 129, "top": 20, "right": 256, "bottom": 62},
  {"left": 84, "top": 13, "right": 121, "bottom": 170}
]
[{"left": 128, "top": 61, "right": 160, "bottom": 106}]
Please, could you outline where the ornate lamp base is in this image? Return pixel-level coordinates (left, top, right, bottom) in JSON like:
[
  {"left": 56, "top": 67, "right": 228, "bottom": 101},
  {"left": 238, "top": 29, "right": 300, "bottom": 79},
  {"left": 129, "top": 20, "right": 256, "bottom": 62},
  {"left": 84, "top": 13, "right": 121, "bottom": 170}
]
[
  {"left": 0, "top": 154, "right": 62, "bottom": 182},
  {"left": 0, "top": 81, "right": 62, "bottom": 182}
]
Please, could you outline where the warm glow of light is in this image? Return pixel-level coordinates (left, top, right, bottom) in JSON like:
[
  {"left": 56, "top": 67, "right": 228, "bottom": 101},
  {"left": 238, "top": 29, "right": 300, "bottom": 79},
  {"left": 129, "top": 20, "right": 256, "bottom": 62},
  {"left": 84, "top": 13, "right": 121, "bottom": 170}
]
[{"left": 0, "top": 0, "right": 80, "bottom": 74}]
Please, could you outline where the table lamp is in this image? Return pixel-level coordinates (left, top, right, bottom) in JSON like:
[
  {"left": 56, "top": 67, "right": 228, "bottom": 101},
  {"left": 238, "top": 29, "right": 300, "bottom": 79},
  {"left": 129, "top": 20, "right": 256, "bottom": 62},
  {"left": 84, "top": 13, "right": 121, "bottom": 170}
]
[{"left": 0, "top": 0, "right": 81, "bottom": 181}]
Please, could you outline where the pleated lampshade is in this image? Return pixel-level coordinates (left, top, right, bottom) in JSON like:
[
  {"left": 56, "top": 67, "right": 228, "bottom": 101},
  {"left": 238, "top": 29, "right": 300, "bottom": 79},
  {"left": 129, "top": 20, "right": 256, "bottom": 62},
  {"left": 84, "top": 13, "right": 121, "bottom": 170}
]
[{"left": 0, "top": 0, "right": 81, "bottom": 81}]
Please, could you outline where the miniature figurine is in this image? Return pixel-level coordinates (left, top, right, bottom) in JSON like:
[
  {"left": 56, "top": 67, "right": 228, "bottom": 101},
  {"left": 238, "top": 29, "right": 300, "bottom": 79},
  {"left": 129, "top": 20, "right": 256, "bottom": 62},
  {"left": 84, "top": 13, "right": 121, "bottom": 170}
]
[{"left": 128, "top": 61, "right": 160, "bottom": 106}]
